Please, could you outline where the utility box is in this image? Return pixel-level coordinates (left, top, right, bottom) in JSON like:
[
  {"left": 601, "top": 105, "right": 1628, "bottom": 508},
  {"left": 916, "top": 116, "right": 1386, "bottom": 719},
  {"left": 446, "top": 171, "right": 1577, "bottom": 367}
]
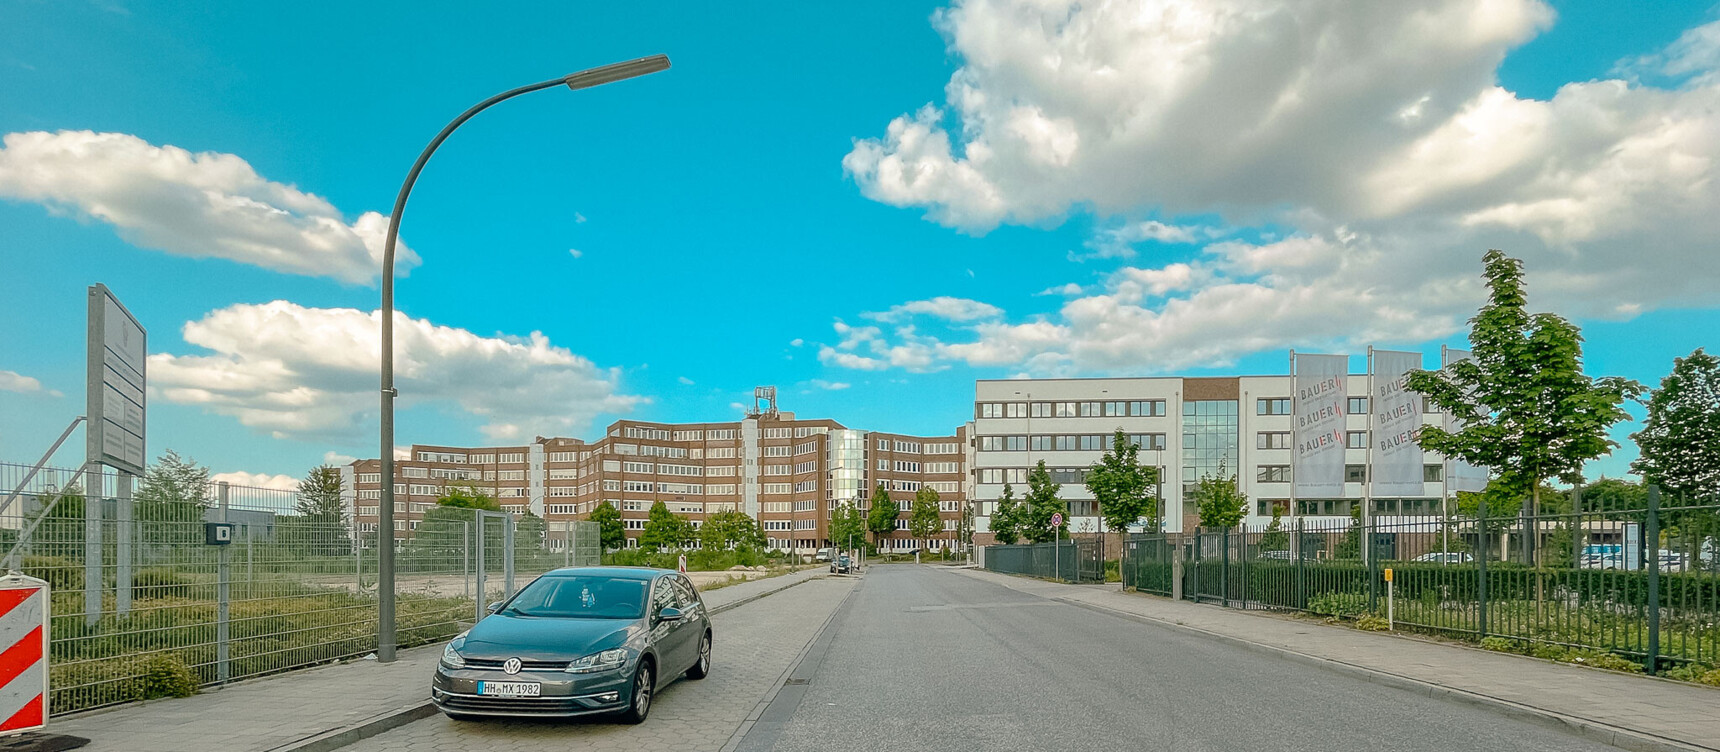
[{"left": 205, "top": 522, "right": 234, "bottom": 546}]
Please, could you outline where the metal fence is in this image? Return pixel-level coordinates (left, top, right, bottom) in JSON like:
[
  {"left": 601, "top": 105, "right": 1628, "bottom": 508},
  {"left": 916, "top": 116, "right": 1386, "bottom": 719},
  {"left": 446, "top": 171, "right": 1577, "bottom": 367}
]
[
  {"left": 1, "top": 462, "right": 600, "bottom": 714},
  {"left": 1119, "top": 490, "right": 1720, "bottom": 675},
  {"left": 982, "top": 538, "right": 1104, "bottom": 583}
]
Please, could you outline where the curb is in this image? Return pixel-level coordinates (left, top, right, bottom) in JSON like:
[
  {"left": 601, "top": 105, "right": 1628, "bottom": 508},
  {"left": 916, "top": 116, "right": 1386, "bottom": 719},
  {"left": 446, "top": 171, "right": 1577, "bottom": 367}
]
[
  {"left": 959, "top": 569, "right": 1711, "bottom": 752},
  {"left": 274, "top": 570, "right": 826, "bottom": 752}
]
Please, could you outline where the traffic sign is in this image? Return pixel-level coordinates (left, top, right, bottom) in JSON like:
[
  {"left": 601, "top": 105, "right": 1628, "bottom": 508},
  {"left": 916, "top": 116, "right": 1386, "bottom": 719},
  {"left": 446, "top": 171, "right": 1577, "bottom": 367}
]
[{"left": 1051, "top": 512, "right": 1063, "bottom": 527}]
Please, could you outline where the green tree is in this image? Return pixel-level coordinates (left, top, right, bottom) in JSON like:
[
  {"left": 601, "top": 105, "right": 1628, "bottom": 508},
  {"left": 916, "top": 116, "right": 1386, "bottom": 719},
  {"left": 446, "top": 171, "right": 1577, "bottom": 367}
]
[
  {"left": 640, "top": 501, "right": 694, "bottom": 551},
  {"left": 700, "top": 509, "right": 765, "bottom": 550},
  {"left": 908, "top": 487, "right": 943, "bottom": 562},
  {"left": 136, "top": 450, "right": 212, "bottom": 545},
  {"left": 294, "top": 465, "right": 346, "bottom": 556},
  {"left": 29, "top": 484, "right": 86, "bottom": 560},
  {"left": 1086, "top": 429, "right": 1161, "bottom": 535},
  {"left": 1019, "top": 461, "right": 1066, "bottom": 544},
  {"left": 829, "top": 500, "right": 867, "bottom": 552},
  {"left": 1405, "top": 250, "right": 1641, "bottom": 552},
  {"left": 990, "top": 484, "right": 1022, "bottom": 545},
  {"left": 436, "top": 484, "right": 501, "bottom": 511},
  {"left": 587, "top": 500, "right": 626, "bottom": 550},
  {"left": 1259, "top": 506, "right": 1288, "bottom": 552},
  {"left": 1632, "top": 348, "right": 1720, "bottom": 503},
  {"left": 1577, "top": 477, "right": 1648, "bottom": 512},
  {"left": 1191, "top": 465, "right": 1247, "bottom": 529},
  {"left": 866, "top": 483, "right": 898, "bottom": 547}
]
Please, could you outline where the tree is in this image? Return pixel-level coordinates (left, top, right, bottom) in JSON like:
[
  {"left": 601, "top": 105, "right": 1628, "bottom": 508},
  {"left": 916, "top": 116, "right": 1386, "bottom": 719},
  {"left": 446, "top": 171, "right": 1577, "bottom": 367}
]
[
  {"left": 639, "top": 501, "right": 694, "bottom": 551},
  {"left": 866, "top": 483, "right": 898, "bottom": 547},
  {"left": 1406, "top": 250, "right": 1641, "bottom": 557},
  {"left": 1259, "top": 505, "right": 1288, "bottom": 552},
  {"left": 294, "top": 465, "right": 347, "bottom": 556},
  {"left": 1086, "top": 429, "right": 1161, "bottom": 535},
  {"left": 700, "top": 509, "right": 765, "bottom": 550},
  {"left": 1019, "top": 461, "right": 1066, "bottom": 544},
  {"left": 587, "top": 501, "right": 626, "bottom": 551},
  {"left": 990, "top": 484, "right": 1022, "bottom": 545},
  {"left": 1632, "top": 348, "right": 1720, "bottom": 503},
  {"left": 830, "top": 500, "right": 867, "bottom": 552},
  {"left": 136, "top": 450, "right": 212, "bottom": 545},
  {"left": 29, "top": 483, "right": 86, "bottom": 560},
  {"left": 908, "top": 487, "right": 943, "bottom": 562},
  {"left": 1577, "top": 477, "right": 1648, "bottom": 513},
  {"left": 436, "top": 484, "right": 501, "bottom": 511},
  {"left": 1191, "top": 465, "right": 1247, "bottom": 529}
]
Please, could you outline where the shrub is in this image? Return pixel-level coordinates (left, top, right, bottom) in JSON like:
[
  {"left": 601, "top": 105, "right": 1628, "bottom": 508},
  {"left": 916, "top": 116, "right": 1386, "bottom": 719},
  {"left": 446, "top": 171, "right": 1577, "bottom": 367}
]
[
  {"left": 20, "top": 555, "right": 83, "bottom": 593},
  {"left": 1307, "top": 591, "right": 1370, "bottom": 618},
  {"left": 1664, "top": 663, "right": 1720, "bottom": 686},
  {"left": 132, "top": 568, "right": 194, "bottom": 600},
  {"left": 1480, "top": 637, "right": 1524, "bottom": 653},
  {"left": 138, "top": 654, "right": 199, "bottom": 699},
  {"left": 1355, "top": 614, "right": 1391, "bottom": 631},
  {"left": 1558, "top": 649, "right": 1643, "bottom": 673}
]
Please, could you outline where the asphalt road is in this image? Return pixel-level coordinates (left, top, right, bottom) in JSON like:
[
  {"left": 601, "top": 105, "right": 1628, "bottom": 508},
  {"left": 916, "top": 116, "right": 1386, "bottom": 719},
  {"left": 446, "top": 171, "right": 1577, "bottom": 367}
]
[{"left": 737, "top": 565, "right": 1624, "bottom": 752}]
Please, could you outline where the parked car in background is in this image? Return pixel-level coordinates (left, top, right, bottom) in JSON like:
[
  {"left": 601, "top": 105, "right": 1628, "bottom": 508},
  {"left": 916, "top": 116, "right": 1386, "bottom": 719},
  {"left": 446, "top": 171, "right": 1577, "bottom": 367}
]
[
  {"left": 1258, "top": 550, "right": 1294, "bottom": 561},
  {"left": 432, "top": 567, "right": 712, "bottom": 724},
  {"left": 815, "top": 548, "right": 833, "bottom": 562},
  {"left": 1581, "top": 552, "right": 1623, "bottom": 570},
  {"left": 831, "top": 554, "right": 852, "bottom": 574},
  {"left": 1412, "top": 552, "right": 1473, "bottom": 564}
]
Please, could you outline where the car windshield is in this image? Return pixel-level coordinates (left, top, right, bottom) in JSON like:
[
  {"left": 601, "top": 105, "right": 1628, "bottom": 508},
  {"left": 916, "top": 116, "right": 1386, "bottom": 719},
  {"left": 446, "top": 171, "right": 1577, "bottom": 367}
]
[{"left": 501, "top": 575, "right": 648, "bottom": 620}]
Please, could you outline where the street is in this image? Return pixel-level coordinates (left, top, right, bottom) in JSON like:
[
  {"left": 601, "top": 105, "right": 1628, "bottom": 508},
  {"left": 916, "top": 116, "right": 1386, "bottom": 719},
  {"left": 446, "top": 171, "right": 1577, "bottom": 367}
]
[{"left": 347, "top": 566, "right": 1629, "bottom": 752}]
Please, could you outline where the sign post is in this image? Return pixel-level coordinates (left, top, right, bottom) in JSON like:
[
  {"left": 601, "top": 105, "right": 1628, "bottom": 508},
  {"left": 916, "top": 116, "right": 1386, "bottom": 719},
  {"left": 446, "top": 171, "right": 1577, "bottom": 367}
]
[
  {"left": 1052, "top": 512, "right": 1064, "bottom": 582},
  {"left": 86, "top": 284, "right": 146, "bottom": 626}
]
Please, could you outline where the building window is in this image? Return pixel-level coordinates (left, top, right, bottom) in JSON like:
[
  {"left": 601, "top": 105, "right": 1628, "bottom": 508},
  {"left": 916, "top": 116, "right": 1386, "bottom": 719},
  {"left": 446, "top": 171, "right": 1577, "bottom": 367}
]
[
  {"left": 1346, "top": 431, "right": 1367, "bottom": 449},
  {"left": 1257, "top": 432, "right": 1290, "bottom": 449},
  {"left": 1256, "top": 499, "right": 1290, "bottom": 516},
  {"left": 1257, "top": 398, "right": 1290, "bottom": 415},
  {"left": 1345, "top": 464, "right": 1367, "bottom": 483},
  {"left": 1424, "top": 464, "right": 1443, "bottom": 483},
  {"left": 1347, "top": 397, "right": 1369, "bottom": 415},
  {"left": 1256, "top": 465, "right": 1290, "bottom": 483}
]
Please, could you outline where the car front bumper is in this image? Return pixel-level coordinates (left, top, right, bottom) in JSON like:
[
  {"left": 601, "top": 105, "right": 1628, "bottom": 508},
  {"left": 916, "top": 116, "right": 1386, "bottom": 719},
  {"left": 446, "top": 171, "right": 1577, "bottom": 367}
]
[{"left": 432, "top": 663, "right": 634, "bottom": 718}]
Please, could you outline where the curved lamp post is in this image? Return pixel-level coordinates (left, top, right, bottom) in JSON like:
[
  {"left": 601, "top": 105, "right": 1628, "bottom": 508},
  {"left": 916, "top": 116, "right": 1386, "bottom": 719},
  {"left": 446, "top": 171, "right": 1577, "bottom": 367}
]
[{"left": 377, "top": 55, "right": 670, "bottom": 662}]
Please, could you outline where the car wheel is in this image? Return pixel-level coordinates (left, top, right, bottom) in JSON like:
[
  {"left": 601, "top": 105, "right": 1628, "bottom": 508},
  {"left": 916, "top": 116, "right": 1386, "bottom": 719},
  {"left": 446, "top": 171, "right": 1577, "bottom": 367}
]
[
  {"left": 686, "top": 632, "right": 712, "bottom": 680},
  {"left": 618, "top": 661, "right": 653, "bottom": 724}
]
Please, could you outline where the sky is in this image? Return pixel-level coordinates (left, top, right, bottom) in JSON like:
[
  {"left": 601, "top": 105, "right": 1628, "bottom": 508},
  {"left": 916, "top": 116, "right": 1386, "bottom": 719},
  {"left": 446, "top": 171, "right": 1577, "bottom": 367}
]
[{"left": 2, "top": 0, "right": 1716, "bottom": 490}]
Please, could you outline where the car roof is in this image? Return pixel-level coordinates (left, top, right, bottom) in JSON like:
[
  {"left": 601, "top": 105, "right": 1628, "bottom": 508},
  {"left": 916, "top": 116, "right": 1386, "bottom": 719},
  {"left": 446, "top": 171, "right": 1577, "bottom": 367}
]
[{"left": 543, "top": 566, "right": 671, "bottom": 581}]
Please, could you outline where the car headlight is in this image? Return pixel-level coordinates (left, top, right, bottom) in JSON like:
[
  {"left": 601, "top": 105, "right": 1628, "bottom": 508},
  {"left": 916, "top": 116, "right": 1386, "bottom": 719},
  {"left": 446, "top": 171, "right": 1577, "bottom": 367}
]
[
  {"left": 565, "top": 648, "right": 629, "bottom": 674},
  {"left": 441, "top": 632, "right": 468, "bottom": 669}
]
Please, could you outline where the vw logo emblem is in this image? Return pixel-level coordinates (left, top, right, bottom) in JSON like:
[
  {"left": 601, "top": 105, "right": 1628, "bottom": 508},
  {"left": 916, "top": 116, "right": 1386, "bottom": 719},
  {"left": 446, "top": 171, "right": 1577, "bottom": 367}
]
[{"left": 502, "top": 658, "right": 522, "bottom": 675}]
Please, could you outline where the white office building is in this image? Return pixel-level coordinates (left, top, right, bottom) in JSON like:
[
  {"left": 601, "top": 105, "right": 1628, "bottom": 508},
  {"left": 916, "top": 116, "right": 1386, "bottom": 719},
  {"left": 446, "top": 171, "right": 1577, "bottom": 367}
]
[{"left": 969, "top": 372, "right": 1461, "bottom": 540}]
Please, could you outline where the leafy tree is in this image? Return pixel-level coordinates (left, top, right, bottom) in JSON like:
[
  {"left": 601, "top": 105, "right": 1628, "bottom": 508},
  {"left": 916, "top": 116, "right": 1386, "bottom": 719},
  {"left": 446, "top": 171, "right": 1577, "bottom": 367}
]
[
  {"left": 1632, "top": 348, "right": 1720, "bottom": 503},
  {"left": 909, "top": 487, "right": 943, "bottom": 560},
  {"left": 1259, "top": 506, "right": 1288, "bottom": 552},
  {"left": 700, "top": 509, "right": 765, "bottom": 550},
  {"left": 136, "top": 450, "right": 211, "bottom": 545},
  {"left": 1576, "top": 477, "right": 1648, "bottom": 513},
  {"left": 436, "top": 484, "right": 501, "bottom": 511},
  {"left": 1406, "top": 250, "right": 1641, "bottom": 552},
  {"left": 1086, "top": 429, "right": 1161, "bottom": 535},
  {"left": 29, "top": 484, "right": 86, "bottom": 560},
  {"left": 829, "top": 500, "right": 867, "bottom": 552},
  {"left": 990, "top": 484, "right": 1022, "bottom": 545},
  {"left": 587, "top": 500, "right": 626, "bottom": 551},
  {"left": 294, "top": 465, "right": 347, "bottom": 556},
  {"left": 640, "top": 501, "right": 694, "bottom": 551},
  {"left": 1018, "top": 461, "right": 1066, "bottom": 544},
  {"left": 866, "top": 483, "right": 898, "bottom": 546},
  {"left": 1191, "top": 464, "right": 1247, "bottom": 529}
]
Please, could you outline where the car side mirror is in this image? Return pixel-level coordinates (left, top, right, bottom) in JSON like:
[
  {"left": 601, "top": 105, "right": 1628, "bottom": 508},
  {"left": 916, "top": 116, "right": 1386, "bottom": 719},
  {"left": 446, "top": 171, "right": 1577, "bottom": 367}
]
[
  {"left": 487, "top": 601, "right": 504, "bottom": 615},
  {"left": 657, "top": 606, "right": 684, "bottom": 623}
]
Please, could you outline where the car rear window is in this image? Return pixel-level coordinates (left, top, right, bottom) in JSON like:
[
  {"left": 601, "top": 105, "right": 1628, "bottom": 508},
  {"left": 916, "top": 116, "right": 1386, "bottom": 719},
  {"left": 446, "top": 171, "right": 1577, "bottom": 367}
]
[{"left": 503, "top": 575, "right": 648, "bottom": 619}]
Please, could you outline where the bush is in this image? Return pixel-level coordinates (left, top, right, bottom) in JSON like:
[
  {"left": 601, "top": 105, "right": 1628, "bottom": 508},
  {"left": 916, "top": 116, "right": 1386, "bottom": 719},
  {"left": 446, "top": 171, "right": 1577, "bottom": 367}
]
[
  {"left": 1664, "top": 663, "right": 1720, "bottom": 686},
  {"left": 132, "top": 568, "right": 194, "bottom": 600},
  {"left": 1355, "top": 614, "right": 1391, "bottom": 631},
  {"left": 1480, "top": 637, "right": 1524, "bottom": 653},
  {"left": 138, "top": 654, "right": 199, "bottom": 699},
  {"left": 20, "top": 555, "right": 83, "bottom": 593},
  {"left": 1307, "top": 591, "right": 1370, "bottom": 618}
]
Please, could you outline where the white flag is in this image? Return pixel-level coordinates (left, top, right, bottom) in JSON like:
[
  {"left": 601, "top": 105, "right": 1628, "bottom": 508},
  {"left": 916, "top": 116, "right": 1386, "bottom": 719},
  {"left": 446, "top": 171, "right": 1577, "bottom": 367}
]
[
  {"left": 1293, "top": 353, "right": 1348, "bottom": 498},
  {"left": 1441, "top": 348, "right": 1489, "bottom": 493},
  {"left": 1371, "top": 350, "right": 1425, "bottom": 497}
]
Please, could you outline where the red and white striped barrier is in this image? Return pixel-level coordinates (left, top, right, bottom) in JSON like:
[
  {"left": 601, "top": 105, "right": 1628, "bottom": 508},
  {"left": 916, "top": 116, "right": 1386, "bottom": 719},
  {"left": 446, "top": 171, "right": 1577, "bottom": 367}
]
[{"left": 0, "top": 573, "right": 49, "bottom": 737}]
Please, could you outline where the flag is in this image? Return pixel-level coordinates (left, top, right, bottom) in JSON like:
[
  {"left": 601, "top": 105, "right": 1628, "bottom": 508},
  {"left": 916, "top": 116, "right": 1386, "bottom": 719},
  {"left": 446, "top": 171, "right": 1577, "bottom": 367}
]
[
  {"left": 1370, "top": 350, "right": 1425, "bottom": 497},
  {"left": 1293, "top": 353, "right": 1348, "bottom": 498}
]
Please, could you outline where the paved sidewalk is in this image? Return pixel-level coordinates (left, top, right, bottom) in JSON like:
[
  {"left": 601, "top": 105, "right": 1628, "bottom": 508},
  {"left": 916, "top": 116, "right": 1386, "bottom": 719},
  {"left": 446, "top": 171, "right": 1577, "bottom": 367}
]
[
  {"left": 50, "top": 567, "right": 829, "bottom": 752},
  {"left": 957, "top": 568, "right": 1720, "bottom": 752}
]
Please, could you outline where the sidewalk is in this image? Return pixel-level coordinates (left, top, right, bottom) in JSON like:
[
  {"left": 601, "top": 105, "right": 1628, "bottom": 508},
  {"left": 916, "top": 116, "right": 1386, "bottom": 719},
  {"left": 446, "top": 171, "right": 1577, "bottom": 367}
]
[
  {"left": 956, "top": 568, "right": 1719, "bottom": 752},
  {"left": 49, "top": 567, "right": 828, "bottom": 752}
]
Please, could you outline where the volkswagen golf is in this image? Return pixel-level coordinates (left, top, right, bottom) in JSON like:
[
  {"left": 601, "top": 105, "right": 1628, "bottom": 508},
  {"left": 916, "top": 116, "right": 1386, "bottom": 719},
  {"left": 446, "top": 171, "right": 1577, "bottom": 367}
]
[{"left": 431, "top": 567, "right": 712, "bottom": 723}]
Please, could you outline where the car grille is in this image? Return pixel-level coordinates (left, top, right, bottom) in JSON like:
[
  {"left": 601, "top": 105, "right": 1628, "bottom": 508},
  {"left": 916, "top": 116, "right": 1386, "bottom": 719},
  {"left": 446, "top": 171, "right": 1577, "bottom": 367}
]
[
  {"left": 439, "top": 695, "right": 587, "bottom": 714},
  {"left": 462, "top": 658, "right": 568, "bottom": 671}
]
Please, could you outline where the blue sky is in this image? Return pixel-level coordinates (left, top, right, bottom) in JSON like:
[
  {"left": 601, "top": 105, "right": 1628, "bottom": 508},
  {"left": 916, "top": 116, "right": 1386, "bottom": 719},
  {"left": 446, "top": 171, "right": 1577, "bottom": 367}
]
[{"left": 2, "top": 0, "right": 1716, "bottom": 488}]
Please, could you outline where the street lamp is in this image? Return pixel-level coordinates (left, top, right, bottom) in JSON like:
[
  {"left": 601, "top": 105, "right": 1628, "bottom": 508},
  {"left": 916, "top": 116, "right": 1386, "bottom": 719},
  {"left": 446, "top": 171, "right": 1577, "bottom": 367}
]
[{"left": 376, "top": 54, "right": 670, "bottom": 663}]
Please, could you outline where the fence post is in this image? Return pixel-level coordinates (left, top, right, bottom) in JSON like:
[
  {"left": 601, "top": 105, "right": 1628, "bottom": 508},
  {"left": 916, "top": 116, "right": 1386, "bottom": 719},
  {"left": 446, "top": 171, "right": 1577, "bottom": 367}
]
[
  {"left": 1645, "top": 485, "right": 1661, "bottom": 675},
  {"left": 83, "top": 466, "right": 104, "bottom": 628},
  {"left": 1171, "top": 539, "right": 1184, "bottom": 601},
  {"left": 1220, "top": 527, "right": 1230, "bottom": 608},
  {"left": 1295, "top": 518, "right": 1307, "bottom": 610},
  {"left": 1477, "top": 496, "right": 1489, "bottom": 639},
  {"left": 217, "top": 481, "right": 231, "bottom": 685},
  {"left": 116, "top": 472, "right": 132, "bottom": 617},
  {"left": 463, "top": 520, "right": 470, "bottom": 600},
  {"left": 1368, "top": 517, "right": 1379, "bottom": 613},
  {"left": 474, "top": 510, "right": 487, "bottom": 623},
  {"left": 503, "top": 514, "right": 516, "bottom": 599}
]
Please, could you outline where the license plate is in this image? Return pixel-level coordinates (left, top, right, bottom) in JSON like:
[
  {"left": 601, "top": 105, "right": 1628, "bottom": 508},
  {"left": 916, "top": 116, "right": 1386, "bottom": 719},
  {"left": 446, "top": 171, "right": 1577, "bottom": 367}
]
[{"left": 477, "top": 681, "right": 541, "bottom": 697}]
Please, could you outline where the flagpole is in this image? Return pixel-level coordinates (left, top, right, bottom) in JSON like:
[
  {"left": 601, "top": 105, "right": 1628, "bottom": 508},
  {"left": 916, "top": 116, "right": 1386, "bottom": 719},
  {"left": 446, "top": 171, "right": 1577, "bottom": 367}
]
[
  {"left": 1288, "top": 349, "right": 1298, "bottom": 526},
  {"left": 1440, "top": 345, "right": 1451, "bottom": 556},
  {"left": 1363, "top": 347, "right": 1374, "bottom": 568}
]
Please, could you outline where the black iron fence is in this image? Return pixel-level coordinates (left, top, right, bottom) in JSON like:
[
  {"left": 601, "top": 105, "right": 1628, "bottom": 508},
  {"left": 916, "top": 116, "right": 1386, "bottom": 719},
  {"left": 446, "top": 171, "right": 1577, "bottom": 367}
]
[
  {"left": 984, "top": 539, "right": 1104, "bottom": 584},
  {"left": 1118, "top": 491, "right": 1720, "bottom": 674}
]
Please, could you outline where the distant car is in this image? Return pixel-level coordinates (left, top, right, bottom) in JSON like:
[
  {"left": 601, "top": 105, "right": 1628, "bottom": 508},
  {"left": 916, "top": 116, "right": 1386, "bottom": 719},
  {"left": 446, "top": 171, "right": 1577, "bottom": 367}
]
[
  {"left": 831, "top": 554, "right": 852, "bottom": 574},
  {"left": 1257, "top": 550, "right": 1294, "bottom": 560},
  {"left": 1413, "top": 552, "right": 1473, "bottom": 564},
  {"left": 432, "top": 567, "right": 711, "bottom": 724},
  {"left": 815, "top": 548, "right": 833, "bottom": 562},
  {"left": 1581, "top": 553, "right": 1623, "bottom": 570}
]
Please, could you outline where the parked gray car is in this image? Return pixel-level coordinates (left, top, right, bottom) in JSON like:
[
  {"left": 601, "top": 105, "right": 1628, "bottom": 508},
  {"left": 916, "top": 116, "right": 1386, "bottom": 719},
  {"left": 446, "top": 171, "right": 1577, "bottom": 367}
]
[{"left": 431, "top": 567, "right": 712, "bottom": 723}]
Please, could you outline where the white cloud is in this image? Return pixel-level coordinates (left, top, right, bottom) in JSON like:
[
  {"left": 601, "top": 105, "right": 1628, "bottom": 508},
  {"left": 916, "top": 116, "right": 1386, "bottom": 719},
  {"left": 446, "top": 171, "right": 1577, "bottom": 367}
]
[
  {"left": 809, "top": 379, "right": 852, "bottom": 391},
  {"left": 1036, "top": 283, "right": 1085, "bottom": 297},
  {"left": 148, "top": 301, "right": 642, "bottom": 442},
  {"left": 211, "top": 471, "right": 299, "bottom": 492},
  {"left": 574, "top": 212, "right": 588, "bottom": 224},
  {"left": 864, "top": 296, "right": 1004, "bottom": 322},
  {"left": 0, "top": 370, "right": 61, "bottom": 397},
  {"left": 568, "top": 249, "right": 583, "bottom": 259},
  {"left": 830, "top": 1, "right": 1720, "bottom": 373},
  {"left": 677, "top": 376, "right": 695, "bottom": 385},
  {"left": 789, "top": 338, "right": 805, "bottom": 347},
  {"left": 322, "top": 451, "right": 357, "bottom": 466},
  {"left": 0, "top": 131, "right": 418, "bottom": 283}
]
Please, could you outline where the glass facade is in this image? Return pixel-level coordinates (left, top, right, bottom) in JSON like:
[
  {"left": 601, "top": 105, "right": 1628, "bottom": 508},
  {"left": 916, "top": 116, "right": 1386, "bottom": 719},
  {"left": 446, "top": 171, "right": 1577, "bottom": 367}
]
[
  {"left": 1181, "top": 400, "right": 1239, "bottom": 495},
  {"left": 827, "top": 429, "right": 867, "bottom": 503}
]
